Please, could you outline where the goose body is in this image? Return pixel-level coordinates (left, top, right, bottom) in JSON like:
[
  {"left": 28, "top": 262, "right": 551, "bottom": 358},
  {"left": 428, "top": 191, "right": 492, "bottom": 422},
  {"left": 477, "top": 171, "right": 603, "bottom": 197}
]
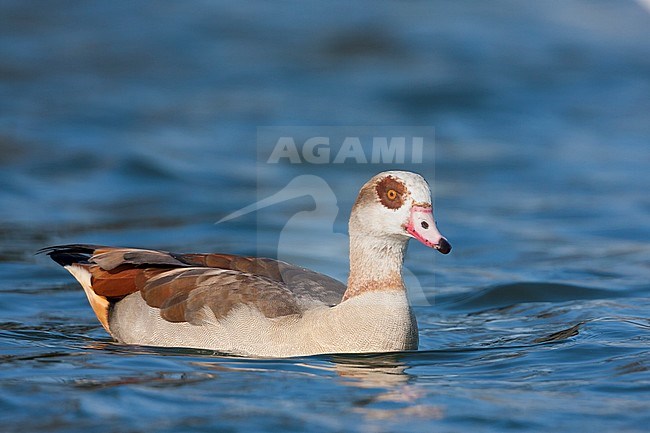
[{"left": 40, "top": 171, "right": 450, "bottom": 357}]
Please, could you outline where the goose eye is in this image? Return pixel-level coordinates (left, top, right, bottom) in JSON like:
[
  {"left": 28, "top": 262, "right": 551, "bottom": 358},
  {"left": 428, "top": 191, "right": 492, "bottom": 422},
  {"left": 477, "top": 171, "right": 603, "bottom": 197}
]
[{"left": 376, "top": 176, "right": 406, "bottom": 210}]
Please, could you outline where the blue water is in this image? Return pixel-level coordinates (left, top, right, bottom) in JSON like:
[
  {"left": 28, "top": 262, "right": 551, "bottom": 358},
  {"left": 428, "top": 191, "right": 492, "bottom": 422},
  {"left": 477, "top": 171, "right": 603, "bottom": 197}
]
[{"left": 2, "top": 1, "right": 650, "bottom": 431}]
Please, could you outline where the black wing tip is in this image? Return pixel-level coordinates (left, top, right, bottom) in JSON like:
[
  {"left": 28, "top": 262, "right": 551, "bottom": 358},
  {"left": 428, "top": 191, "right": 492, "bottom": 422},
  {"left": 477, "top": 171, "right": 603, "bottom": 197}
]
[{"left": 36, "top": 244, "right": 106, "bottom": 266}]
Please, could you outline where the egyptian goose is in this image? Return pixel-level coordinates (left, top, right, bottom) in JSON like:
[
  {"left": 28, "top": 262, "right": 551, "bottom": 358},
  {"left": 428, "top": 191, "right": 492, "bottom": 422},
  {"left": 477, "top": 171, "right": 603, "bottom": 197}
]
[{"left": 39, "top": 171, "right": 451, "bottom": 357}]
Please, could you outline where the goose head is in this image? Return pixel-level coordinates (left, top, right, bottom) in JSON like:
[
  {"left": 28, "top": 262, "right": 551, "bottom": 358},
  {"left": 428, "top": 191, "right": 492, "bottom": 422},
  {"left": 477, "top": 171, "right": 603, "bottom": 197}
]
[{"left": 349, "top": 171, "right": 451, "bottom": 254}]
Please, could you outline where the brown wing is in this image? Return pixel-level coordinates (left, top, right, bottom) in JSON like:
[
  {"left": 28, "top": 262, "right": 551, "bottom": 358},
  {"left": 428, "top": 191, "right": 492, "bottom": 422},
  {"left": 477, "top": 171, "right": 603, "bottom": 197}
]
[
  {"left": 175, "top": 252, "right": 347, "bottom": 306},
  {"left": 39, "top": 244, "right": 346, "bottom": 325},
  {"left": 138, "top": 268, "right": 302, "bottom": 324}
]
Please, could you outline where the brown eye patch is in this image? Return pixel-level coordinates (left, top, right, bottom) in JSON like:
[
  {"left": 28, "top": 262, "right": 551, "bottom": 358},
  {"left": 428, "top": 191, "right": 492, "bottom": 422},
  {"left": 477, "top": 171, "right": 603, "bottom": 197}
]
[{"left": 376, "top": 176, "right": 406, "bottom": 209}]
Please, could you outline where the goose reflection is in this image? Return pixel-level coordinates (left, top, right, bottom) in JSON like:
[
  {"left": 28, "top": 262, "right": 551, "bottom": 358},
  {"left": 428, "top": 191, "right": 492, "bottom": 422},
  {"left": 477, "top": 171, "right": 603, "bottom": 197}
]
[
  {"left": 190, "top": 352, "right": 443, "bottom": 421},
  {"left": 327, "top": 354, "right": 444, "bottom": 420},
  {"left": 323, "top": 353, "right": 410, "bottom": 388}
]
